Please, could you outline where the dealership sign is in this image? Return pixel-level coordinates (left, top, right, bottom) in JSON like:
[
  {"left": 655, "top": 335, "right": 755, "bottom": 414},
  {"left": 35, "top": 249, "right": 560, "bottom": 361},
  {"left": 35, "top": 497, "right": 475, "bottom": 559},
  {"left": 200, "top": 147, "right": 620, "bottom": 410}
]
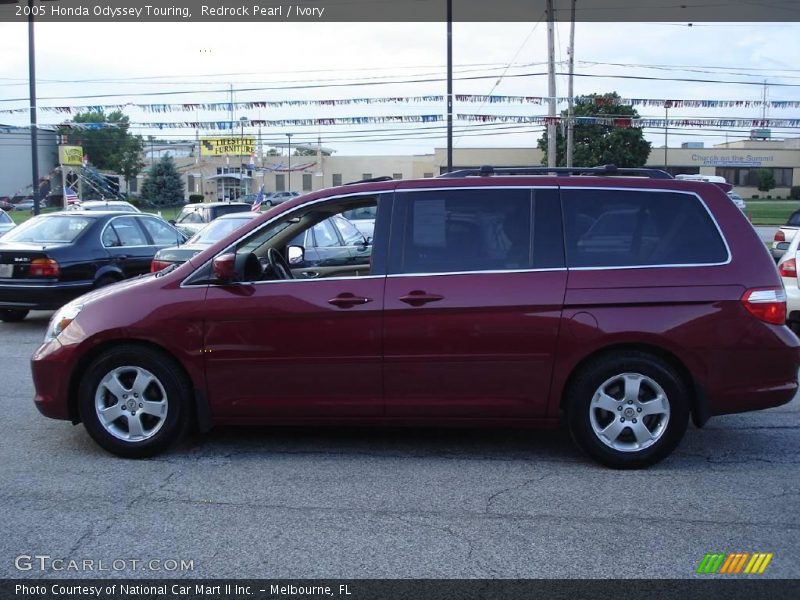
[
  {"left": 691, "top": 153, "right": 775, "bottom": 167},
  {"left": 200, "top": 137, "right": 256, "bottom": 157}
]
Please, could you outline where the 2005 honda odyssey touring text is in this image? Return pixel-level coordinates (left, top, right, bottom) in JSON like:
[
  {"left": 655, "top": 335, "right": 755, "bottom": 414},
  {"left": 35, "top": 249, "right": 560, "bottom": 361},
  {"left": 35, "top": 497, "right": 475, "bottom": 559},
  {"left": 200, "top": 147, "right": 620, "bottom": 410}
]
[{"left": 30, "top": 166, "right": 800, "bottom": 468}]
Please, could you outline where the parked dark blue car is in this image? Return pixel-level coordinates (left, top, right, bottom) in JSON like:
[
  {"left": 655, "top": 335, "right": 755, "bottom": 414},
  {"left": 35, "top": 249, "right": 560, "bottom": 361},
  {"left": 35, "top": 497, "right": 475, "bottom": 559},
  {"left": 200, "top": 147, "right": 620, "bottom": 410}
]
[{"left": 0, "top": 211, "right": 185, "bottom": 322}]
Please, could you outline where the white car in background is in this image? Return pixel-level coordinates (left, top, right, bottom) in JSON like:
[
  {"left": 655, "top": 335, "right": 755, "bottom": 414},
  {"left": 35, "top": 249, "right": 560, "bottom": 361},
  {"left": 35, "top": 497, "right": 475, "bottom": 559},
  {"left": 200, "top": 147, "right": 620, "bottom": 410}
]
[
  {"left": 776, "top": 231, "right": 800, "bottom": 333},
  {"left": 341, "top": 205, "right": 376, "bottom": 240},
  {"left": 0, "top": 209, "right": 15, "bottom": 237}
]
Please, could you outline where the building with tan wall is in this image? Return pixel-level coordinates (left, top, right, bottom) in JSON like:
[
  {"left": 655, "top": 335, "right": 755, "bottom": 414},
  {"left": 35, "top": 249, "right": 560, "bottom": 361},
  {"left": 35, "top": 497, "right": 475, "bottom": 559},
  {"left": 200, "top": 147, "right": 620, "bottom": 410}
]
[{"left": 137, "top": 137, "right": 800, "bottom": 201}]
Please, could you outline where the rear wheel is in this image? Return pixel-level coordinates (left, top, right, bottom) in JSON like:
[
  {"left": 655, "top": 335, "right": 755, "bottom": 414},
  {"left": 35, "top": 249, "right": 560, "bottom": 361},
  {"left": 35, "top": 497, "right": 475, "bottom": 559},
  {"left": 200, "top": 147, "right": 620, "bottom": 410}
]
[
  {"left": 566, "top": 351, "right": 690, "bottom": 469},
  {"left": 93, "top": 274, "right": 120, "bottom": 289},
  {"left": 78, "top": 345, "right": 192, "bottom": 458},
  {"left": 0, "top": 309, "right": 29, "bottom": 322}
]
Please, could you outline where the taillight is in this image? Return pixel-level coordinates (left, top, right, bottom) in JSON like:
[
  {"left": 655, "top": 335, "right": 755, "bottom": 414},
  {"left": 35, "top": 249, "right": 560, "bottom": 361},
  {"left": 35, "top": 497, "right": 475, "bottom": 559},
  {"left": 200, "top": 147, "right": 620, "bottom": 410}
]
[
  {"left": 28, "top": 258, "right": 59, "bottom": 278},
  {"left": 775, "top": 230, "right": 786, "bottom": 242},
  {"left": 779, "top": 258, "right": 797, "bottom": 278},
  {"left": 150, "top": 259, "right": 172, "bottom": 272},
  {"left": 741, "top": 288, "right": 787, "bottom": 325}
]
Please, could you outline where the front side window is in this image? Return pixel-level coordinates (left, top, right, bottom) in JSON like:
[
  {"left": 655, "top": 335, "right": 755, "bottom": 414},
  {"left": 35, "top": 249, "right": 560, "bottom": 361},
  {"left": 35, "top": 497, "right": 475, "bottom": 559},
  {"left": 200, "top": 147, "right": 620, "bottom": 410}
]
[
  {"left": 108, "top": 216, "right": 149, "bottom": 247},
  {"left": 141, "top": 217, "right": 182, "bottom": 245},
  {"left": 562, "top": 189, "right": 728, "bottom": 268},
  {"left": 395, "top": 189, "right": 534, "bottom": 274}
]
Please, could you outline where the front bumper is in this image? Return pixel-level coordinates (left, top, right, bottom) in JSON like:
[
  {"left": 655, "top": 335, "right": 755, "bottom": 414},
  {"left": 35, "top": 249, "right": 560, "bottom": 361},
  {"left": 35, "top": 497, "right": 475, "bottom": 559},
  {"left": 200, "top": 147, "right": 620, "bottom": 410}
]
[
  {"left": 31, "top": 337, "right": 74, "bottom": 421},
  {"left": 0, "top": 280, "right": 92, "bottom": 310}
]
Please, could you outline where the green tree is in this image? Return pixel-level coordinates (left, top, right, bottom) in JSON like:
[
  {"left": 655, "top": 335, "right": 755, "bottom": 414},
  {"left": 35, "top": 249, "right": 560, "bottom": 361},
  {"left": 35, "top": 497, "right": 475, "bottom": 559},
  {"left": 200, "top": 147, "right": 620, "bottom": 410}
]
[
  {"left": 116, "top": 136, "right": 146, "bottom": 192},
  {"left": 756, "top": 169, "right": 776, "bottom": 193},
  {"left": 140, "top": 155, "right": 185, "bottom": 207},
  {"left": 293, "top": 147, "right": 331, "bottom": 156},
  {"left": 59, "top": 110, "right": 146, "bottom": 185},
  {"left": 537, "top": 92, "right": 652, "bottom": 167}
]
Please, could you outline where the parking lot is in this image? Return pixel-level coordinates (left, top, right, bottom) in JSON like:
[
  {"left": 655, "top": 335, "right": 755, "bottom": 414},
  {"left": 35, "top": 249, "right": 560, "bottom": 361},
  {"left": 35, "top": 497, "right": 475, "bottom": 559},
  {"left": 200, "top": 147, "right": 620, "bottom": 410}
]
[{"left": 1, "top": 311, "right": 799, "bottom": 579}]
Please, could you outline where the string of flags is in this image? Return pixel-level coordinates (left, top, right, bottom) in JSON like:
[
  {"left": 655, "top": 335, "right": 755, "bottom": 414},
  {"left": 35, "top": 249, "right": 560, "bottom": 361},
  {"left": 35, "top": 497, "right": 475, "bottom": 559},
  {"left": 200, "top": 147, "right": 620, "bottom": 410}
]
[
  {"left": 457, "top": 115, "right": 800, "bottom": 128},
  {"left": 50, "top": 114, "right": 800, "bottom": 130},
  {"left": 2, "top": 94, "right": 799, "bottom": 116},
  {"left": 55, "top": 115, "right": 444, "bottom": 130}
]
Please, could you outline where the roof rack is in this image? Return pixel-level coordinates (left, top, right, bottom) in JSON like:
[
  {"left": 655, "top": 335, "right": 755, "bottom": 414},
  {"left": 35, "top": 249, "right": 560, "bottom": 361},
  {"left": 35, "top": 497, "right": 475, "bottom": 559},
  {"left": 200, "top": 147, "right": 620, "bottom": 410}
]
[
  {"left": 345, "top": 175, "right": 395, "bottom": 185},
  {"left": 438, "top": 164, "right": 674, "bottom": 180}
]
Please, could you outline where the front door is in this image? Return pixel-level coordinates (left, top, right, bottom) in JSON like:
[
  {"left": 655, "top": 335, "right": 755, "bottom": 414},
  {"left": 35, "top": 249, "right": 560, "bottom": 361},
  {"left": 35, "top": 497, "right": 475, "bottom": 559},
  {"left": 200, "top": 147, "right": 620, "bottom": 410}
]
[
  {"left": 383, "top": 187, "right": 566, "bottom": 417},
  {"left": 200, "top": 193, "right": 388, "bottom": 419}
]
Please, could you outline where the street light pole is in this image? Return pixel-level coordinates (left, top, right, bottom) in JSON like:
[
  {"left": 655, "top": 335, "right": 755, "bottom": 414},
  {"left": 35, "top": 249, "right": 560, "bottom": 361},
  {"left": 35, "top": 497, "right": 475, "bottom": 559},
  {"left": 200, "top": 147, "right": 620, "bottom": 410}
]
[{"left": 286, "top": 133, "right": 292, "bottom": 192}]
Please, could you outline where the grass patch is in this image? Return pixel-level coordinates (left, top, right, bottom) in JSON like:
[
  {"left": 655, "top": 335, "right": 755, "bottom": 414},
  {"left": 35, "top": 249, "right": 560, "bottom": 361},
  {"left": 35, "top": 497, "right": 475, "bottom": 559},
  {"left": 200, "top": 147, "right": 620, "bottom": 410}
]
[
  {"left": 7, "top": 205, "right": 183, "bottom": 226},
  {"left": 746, "top": 200, "right": 799, "bottom": 225}
]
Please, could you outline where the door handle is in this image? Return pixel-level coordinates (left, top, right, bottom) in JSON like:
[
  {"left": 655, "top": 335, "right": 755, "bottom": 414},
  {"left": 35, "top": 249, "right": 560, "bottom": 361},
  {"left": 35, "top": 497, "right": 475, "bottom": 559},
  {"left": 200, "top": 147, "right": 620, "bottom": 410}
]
[
  {"left": 328, "top": 293, "right": 373, "bottom": 308},
  {"left": 115, "top": 255, "right": 129, "bottom": 260},
  {"left": 398, "top": 291, "right": 444, "bottom": 306},
  {"left": 303, "top": 271, "right": 320, "bottom": 278}
]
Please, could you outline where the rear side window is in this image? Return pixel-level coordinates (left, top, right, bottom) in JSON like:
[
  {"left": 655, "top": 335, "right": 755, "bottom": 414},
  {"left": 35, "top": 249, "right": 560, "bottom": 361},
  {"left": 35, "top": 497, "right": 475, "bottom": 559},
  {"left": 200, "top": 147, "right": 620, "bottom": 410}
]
[
  {"left": 788, "top": 211, "right": 800, "bottom": 227},
  {"left": 562, "top": 189, "right": 728, "bottom": 268},
  {"left": 392, "top": 188, "right": 563, "bottom": 274}
]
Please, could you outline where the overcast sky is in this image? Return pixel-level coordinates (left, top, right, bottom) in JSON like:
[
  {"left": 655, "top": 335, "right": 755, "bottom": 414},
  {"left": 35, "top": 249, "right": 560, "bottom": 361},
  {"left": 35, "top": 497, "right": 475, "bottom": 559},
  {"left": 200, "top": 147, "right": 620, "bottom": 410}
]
[{"left": 0, "top": 21, "right": 798, "bottom": 155}]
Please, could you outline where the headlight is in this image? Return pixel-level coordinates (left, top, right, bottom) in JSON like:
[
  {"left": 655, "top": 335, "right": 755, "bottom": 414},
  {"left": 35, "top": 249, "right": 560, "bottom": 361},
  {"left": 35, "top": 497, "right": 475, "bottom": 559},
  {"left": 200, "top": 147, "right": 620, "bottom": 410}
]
[{"left": 45, "top": 304, "right": 83, "bottom": 343}]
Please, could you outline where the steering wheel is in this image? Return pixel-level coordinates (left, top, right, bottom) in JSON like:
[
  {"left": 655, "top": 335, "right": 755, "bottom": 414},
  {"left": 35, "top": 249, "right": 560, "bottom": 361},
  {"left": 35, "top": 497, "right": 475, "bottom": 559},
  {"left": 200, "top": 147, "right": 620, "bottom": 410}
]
[{"left": 266, "top": 247, "right": 294, "bottom": 280}]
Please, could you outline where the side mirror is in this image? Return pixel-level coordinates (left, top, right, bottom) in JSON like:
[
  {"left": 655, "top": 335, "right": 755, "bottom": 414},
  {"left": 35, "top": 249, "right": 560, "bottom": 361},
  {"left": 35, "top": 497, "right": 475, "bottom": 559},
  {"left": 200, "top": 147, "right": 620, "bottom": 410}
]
[
  {"left": 365, "top": 236, "right": 373, "bottom": 245},
  {"left": 168, "top": 219, "right": 176, "bottom": 226},
  {"left": 287, "top": 245, "right": 305, "bottom": 266},
  {"left": 212, "top": 253, "right": 237, "bottom": 283}
]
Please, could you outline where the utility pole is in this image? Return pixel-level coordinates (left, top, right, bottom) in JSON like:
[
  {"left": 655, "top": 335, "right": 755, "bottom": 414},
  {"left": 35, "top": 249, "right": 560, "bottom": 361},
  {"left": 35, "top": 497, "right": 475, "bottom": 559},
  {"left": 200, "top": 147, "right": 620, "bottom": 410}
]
[
  {"left": 546, "top": 0, "right": 557, "bottom": 168},
  {"left": 664, "top": 101, "right": 671, "bottom": 170},
  {"left": 286, "top": 133, "right": 293, "bottom": 192},
  {"left": 566, "top": 0, "right": 576, "bottom": 167},
  {"left": 28, "top": 0, "right": 40, "bottom": 215},
  {"left": 446, "top": 0, "right": 453, "bottom": 173}
]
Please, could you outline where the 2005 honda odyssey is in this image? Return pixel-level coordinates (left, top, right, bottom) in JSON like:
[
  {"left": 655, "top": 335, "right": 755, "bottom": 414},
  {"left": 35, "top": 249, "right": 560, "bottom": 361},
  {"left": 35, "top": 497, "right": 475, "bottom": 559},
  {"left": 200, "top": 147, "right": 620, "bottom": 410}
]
[{"left": 31, "top": 166, "right": 799, "bottom": 468}]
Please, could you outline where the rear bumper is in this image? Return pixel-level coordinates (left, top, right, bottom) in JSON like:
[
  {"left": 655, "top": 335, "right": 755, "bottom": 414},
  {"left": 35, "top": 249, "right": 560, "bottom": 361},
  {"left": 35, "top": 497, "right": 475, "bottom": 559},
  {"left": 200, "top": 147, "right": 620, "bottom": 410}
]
[
  {"left": 0, "top": 280, "right": 93, "bottom": 310},
  {"left": 31, "top": 338, "right": 74, "bottom": 421}
]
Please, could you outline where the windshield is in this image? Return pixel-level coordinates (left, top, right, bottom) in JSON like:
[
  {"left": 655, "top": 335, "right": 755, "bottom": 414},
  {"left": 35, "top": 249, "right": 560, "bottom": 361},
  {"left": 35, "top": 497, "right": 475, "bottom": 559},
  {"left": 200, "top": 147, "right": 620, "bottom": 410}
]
[
  {"left": 189, "top": 217, "right": 253, "bottom": 245},
  {"left": 1, "top": 215, "right": 92, "bottom": 243}
]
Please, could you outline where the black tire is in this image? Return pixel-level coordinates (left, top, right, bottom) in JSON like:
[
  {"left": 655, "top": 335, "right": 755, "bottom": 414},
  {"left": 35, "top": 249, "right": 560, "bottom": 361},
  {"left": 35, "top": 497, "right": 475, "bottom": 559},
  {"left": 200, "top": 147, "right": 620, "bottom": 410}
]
[
  {"left": 565, "top": 351, "right": 690, "bottom": 469},
  {"left": 94, "top": 274, "right": 120, "bottom": 289},
  {"left": 0, "top": 309, "right": 29, "bottom": 322},
  {"left": 78, "top": 345, "right": 192, "bottom": 458}
]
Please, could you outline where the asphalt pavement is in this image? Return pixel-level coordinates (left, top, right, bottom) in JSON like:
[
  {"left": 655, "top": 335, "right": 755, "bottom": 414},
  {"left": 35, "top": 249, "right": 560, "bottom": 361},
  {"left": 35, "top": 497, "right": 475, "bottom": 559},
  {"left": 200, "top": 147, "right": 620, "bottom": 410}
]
[{"left": 1, "top": 312, "right": 798, "bottom": 579}]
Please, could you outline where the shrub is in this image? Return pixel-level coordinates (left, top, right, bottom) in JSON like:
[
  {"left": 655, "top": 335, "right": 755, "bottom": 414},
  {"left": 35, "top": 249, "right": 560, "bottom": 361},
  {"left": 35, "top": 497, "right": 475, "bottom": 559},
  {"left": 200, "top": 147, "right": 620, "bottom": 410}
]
[
  {"left": 189, "top": 194, "right": 204, "bottom": 203},
  {"left": 790, "top": 186, "right": 800, "bottom": 200}
]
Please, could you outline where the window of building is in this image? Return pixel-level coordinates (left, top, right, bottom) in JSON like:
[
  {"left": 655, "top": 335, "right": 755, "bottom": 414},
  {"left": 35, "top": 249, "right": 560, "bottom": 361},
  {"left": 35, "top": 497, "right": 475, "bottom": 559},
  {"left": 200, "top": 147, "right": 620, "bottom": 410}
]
[
  {"left": 423, "top": 172, "right": 434, "bottom": 178},
  {"left": 275, "top": 174, "right": 285, "bottom": 192},
  {"left": 187, "top": 175, "right": 195, "bottom": 193},
  {"left": 665, "top": 167, "right": 700, "bottom": 177},
  {"left": 362, "top": 173, "right": 372, "bottom": 181},
  {"left": 128, "top": 178, "right": 138, "bottom": 193},
  {"left": 562, "top": 189, "right": 728, "bottom": 268},
  {"left": 715, "top": 167, "right": 793, "bottom": 188},
  {"left": 332, "top": 174, "right": 342, "bottom": 187},
  {"left": 302, "top": 173, "right": 312, "bottom": 191},
  {"left": 393, "top": 173, "right": 403, "bottom": 180}
]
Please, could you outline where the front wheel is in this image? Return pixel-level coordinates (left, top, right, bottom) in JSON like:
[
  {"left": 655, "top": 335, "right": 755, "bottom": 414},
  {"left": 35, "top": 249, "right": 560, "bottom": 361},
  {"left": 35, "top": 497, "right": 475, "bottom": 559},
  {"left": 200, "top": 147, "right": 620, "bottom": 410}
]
[
  {"left": 78, "top": 345, "right": 192, "bottom": 458},
  {"left": 0, "top": 309, "right": 29, "bottom": 322},
  {"left": 565, "top": 352, "right": 690, "bottom": 469}
]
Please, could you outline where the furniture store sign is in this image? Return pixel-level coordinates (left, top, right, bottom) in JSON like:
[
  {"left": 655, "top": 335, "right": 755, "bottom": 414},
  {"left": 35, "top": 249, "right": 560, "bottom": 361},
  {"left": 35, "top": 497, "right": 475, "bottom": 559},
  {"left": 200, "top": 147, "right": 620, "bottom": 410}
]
[{"left": 691, "top": 153, "right": 775, "bottom": 167}]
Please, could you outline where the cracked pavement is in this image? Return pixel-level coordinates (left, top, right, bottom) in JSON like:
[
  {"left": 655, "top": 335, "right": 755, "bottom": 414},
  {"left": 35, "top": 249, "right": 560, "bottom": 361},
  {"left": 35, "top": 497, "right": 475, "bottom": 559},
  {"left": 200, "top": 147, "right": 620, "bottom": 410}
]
[{"left": 1, "top": 311, "right": 798, "bottom": 579}]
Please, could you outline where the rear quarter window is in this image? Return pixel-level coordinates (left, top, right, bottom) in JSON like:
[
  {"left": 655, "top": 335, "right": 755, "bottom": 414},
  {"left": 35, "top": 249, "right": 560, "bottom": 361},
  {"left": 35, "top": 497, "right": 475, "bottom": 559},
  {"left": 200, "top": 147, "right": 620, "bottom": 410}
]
[{"left": 562, "top": 189, "right": 728, "bottom": 268}]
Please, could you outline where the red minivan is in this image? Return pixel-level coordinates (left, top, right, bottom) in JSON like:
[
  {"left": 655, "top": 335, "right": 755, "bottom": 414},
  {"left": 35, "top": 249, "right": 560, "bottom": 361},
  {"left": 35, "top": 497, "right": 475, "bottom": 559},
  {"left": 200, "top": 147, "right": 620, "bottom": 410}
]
[{"left": 30, "top": 167, "right": 799, "bottom": 468}]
